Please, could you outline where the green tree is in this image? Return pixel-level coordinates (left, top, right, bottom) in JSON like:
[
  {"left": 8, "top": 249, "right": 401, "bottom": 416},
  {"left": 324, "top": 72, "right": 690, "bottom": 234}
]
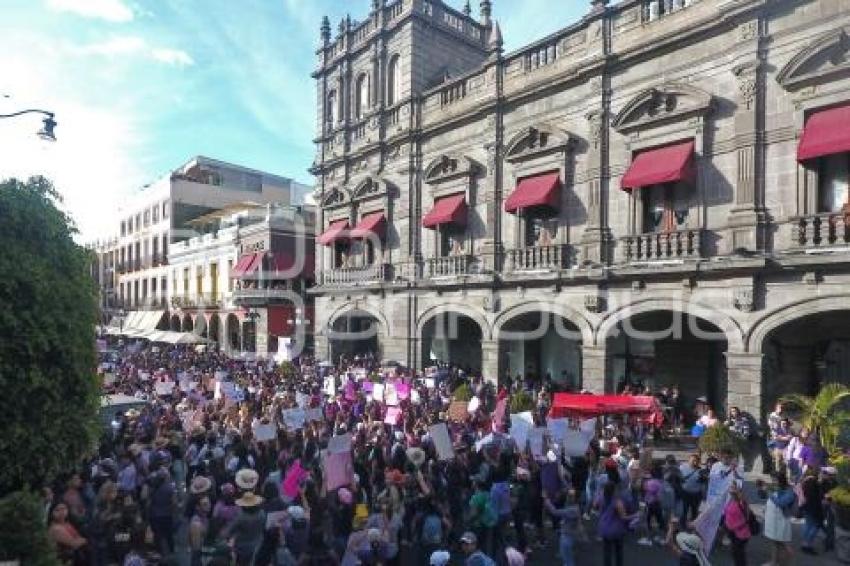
[
  {"left": 0, "top": 490, "right": 58, "bottom": 564},
  {"left": 0, "top": 176, "right": 100, "bottom": 497},
  {"left": 781, "top": 383, "right": 850, "bottom": 457}
]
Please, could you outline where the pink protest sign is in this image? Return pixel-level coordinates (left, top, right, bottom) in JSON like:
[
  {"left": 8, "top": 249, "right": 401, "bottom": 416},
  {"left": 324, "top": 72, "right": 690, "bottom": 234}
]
[
  {"left": 323, "top": 450, "right": 353, "bottom": 490},
  {"left": 281, "top": 459, "right": 307, "bottom": 499},
  {"left": 384, "top": 406, "right": 402, "bottom": 425},
  {"left": 395, "top": 382, "right": 411, "bottom": 400}
]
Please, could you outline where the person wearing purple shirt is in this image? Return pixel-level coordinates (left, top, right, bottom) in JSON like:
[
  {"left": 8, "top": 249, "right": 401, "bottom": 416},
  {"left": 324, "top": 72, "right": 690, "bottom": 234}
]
[{"left": 799, "top": 436, "right": 827, "bottom": 473}]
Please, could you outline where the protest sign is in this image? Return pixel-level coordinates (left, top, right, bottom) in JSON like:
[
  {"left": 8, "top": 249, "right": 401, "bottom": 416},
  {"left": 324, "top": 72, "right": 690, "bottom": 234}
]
[
  {"left": 424, "top": 378, "right": 436, "bottom": 389},
  {"left": 371, "top": 383, "right": 385, "bottom": 402},
  {"left": 282, "top": 407, "right": 306, "bottom": 431},
  {"left": 529, "top": 427, "right": 546, "bottom": 459},
  {"left": 547, "top": 418, "right": 569, "bottom": 446},
  {"left": 492, "top": 398, "right": 508, "bottom": 432},
  {"left": 295, "top": 392, "right": 309, "bottom": 408},
  {"left": 562, "top": 419, "right": 596, "bottom": 457},
  {"left": 154, "top": 380, "right": 175, "bottom": 396},
  {"left": 306, "top": 407, "right": 323, "bottom": 422},
  {"left": 467, "top": 396, "right": 481, "bottom": 413},
  {"left": 384, "top": 382, "right": 399, "bottom": 406},
  {"left": 509, "top": 412, "right": 534, "bottom": 449},
  {"left": 282, "top": 459, "right": 307, "bottom": 499},
  {"left": 411, "top": 390, "right": 421, "bottom": 405},
  {"left": 429, "top": 423, "right": 454, "bottom": 461},
  {"left": 693, "top": 473, "right": 733, "bottom": 552},
  {"left": 324, "top": 376, "right": 336, "bottom": 396},
  {"left": 253, "top": 423, "right": 277, "bottom": 442},
  {"left": 384, "top": 407, "right": 402, "bottom": 425},
  {"left": 396, "top": 382, "right": 411, "bottom": 400}
]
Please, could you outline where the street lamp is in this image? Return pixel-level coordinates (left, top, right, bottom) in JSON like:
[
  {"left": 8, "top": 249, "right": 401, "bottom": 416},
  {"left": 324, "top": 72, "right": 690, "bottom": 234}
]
[{"left": 0, "top": 109, "right": 58, "bottom": 141}]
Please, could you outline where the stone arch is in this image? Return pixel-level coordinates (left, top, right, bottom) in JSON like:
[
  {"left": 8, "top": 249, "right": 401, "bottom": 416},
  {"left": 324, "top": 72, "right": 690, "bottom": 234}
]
[
  {"left": 612, "top": 82, "right": 713, "bottom": 133},
  {"left": 208, "top": 314, "right": 221, "bottom": 345},
  {"left": 326, "top": 302, "right": 390, "bottom": 337},
  {"left": 595, "top": 297, "right": 745, "bottom": 351},
  {"left": 181, "top": 313, "right": 194, "bottom": 333},
  {"left": 493, "top": 301, "right": 593, "bottom": 344},
  {"left": 746, "top": 294, "right": 850, "bottom": 353},
  {"left": 169, "top": 314, "right": 181, "bottom": 331},
  {"left": 504, "top": 122, "right": 574, "bottom": 163},
  {"left": 416, "top": 302, "right": 491, "bottom": 341},
  {"left": 777, "top": 28, "right": 850, "bottom": 90},
  {"left": 194, "top": 314, "right": 208, "bottom": 337},
  {"left": 225, "top": 313, "right": 240, "bottom": 350}
]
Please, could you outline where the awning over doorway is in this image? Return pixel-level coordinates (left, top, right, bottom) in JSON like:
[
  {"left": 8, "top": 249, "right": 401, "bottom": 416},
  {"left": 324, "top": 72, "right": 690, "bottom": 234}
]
[
  {"left": 504, "top": 172, "right": 561, "bottom": 213},
  {"left": 318, "top": 219, "right": 350, "bottom": 245},
  {"left": 422, "top": 193, "right": 467, "bottom": 229},
  {"left": 797, "top": 103, "right": 850, "bottom": 162},
  {"left": 620, "top": 140, "right": 695, "bottom": 190},
  {"left": 120, "top": 310, "right": 164, "bottom": 335},
  {"left": 550, "top": 393, "right": 664, "bottom": 424},
  {"left": 349, "top": 212, "right": 387, "bottom": 240},
  {"left": 231, "top": 253, "right": 256, "bottom": 277}
]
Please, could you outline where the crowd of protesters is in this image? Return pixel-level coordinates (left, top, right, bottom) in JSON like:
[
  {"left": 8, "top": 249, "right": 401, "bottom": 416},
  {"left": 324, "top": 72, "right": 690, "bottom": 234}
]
[{"left": 39, "top": 341, "right": 839, "bottom": 566}]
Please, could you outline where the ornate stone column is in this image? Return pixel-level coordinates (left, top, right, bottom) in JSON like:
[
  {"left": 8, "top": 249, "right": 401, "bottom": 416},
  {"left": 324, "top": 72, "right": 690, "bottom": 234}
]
[
  {"left": 725, "top": 351, "right": 763, "bottom": 421},
  {"left": 582, "top": 344, "right": 607, "bottom": 393},
  {"left": 726, "top": 18, "right": 767, "bottom": 253},
  {"left": 482, "top": 339, "right": 499, "bottom": 385}
]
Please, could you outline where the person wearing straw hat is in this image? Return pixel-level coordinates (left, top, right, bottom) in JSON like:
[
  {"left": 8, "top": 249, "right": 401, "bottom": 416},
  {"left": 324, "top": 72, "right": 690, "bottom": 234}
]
[{"left": 224, "top": 491, "right": 266, "bottom": 565}]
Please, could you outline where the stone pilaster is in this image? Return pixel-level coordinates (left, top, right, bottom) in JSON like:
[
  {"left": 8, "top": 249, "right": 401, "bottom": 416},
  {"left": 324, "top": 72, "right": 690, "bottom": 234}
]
[
  {"left": 482, "top": 339, "right": 499, "bottom": 384},
  {"left": 582, "top": 344, "right": 607, "bottom": 393},
  {"left": 725, "top": 351, "right": 763, "bottom": 421}
]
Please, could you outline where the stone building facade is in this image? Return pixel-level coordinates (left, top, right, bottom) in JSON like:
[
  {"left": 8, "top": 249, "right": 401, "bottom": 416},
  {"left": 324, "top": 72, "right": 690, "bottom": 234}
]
[{"left": 309, "top": 0, "right": 850, "bottom": 420}]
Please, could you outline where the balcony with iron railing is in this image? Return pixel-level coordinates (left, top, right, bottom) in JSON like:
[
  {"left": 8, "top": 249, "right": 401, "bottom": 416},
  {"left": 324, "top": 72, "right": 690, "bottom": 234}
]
[
  {"left": 505, "top": 244, "right": 573, "bottom": 273},
  {"left": 790, "top": 213, "right": 850, "bottom": 251},
  {"left": 619, "top": 229, "right": 704, "bottom": 263},
  {"left": 426, "top": 255, "right": 477, "bottom": 278},
  {"left": 170, "top": 292, "right": 224, "bottom": 310},
  {"left": 321, "top": 263, "right": 392, "bottom": 286}
]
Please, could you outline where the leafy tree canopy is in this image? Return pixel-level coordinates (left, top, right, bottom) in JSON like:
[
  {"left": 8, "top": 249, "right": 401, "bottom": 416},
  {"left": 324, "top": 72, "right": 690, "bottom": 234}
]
[{"left": 0, "top": 176, "right": 99, "bottom": 496}]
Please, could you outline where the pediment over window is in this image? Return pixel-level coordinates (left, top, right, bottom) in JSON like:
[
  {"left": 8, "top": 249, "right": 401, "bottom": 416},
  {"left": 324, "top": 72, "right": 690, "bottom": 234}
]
[
  {"left": 424, "top": 155, "right": 480, "bottom": 185},
  {"left": 321, "top": 186, "right": 349, "bottom": 208},
  {"left": 504, "top": 124, "right": 573, "bottom": 163},
  {"left": 612, "top": 83, "right": 713, "bottom": 134},
  {"left": 351, "top": 176, "right": 394, "bottom": 201},
  {"left": 777, "top": 28, "right": 850, "bottom": 90}
]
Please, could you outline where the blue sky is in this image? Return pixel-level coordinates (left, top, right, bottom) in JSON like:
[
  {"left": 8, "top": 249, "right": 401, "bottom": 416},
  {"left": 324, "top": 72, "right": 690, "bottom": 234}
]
[{"left": 0, "top": 0, "right": 585, "bottom": 241}]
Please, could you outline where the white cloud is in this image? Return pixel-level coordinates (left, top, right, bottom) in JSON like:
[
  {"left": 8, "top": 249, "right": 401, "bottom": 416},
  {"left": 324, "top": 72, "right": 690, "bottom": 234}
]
[
  {"left": 0, "top": 32, "right": 148, "bottom": 243},
  {"left": 74, "top": 36, "right": 194, "bottom": 67},
  {"left": 46, "top": 0, "right": 134, "bottom": 22},
  {"left": 151, "top": 48, "right": 194, "bottom": 67}
]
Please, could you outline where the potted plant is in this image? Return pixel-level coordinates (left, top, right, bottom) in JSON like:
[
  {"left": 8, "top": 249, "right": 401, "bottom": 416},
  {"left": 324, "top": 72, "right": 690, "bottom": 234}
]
[
  {"left": 697, "top": 424, "right": 742, "bottom": 458},
  {"left": 509, "top": 390, "right": 535, "bottom": 414},
  {"left": 452, "top": 383, "right": 473, "bottom": 402},
  {"left": 780, "top": 383, "right": 850, "bottom": 456}
]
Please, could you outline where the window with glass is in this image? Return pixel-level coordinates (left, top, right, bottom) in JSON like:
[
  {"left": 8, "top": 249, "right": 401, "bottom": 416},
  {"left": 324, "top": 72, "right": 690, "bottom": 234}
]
[
  {"left": 641, "top": 184, "right": 688, "bottom": 233},
  {"left": 333, "top": 241, "right": 349, "bottom": 268},
  {"left": 818, "top": 153, "right": 850, "bottom": 213},
  {"left": 387, "top": 55, "right": 401, "bottom": 105},
  {"left": 524, "top": 216, "right": 547, "bottom": 247},
  {"left": 327, "top": 90, "right": 337, "bottom": 128},
  {"left": 438, "top": 227, "right": 463, "bottom": 257},
  {"left": 162, "top": 201, "right": 169, "bottom": 219},
  {"left": 152, "top": 205, "right": 159, "bottom": 224}
]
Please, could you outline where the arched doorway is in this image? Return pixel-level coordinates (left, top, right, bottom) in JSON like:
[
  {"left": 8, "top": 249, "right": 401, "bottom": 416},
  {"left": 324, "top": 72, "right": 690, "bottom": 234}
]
[
  {"left": 420, "top": 311, "right": 483, "bottom": 374},
  {"left": 170, "top": 314, "right": 181, "bottom": 331},
  {"left": 758, "top": 310, "right": 850, "bottom": 417},
  {"left": 208, "top": 314, "right": 221, "bottom": 346},
  {"left": 498, "top": 312, "right": 583, "bottom": 388},
  {"left": 194, "top": 314, "right": 208, "bottom": 338},
  {"left": 329, "top": 310, "right": 381, "bottom": 362},
  {"left": 603, "top": 310, "right": 729, "bottom": 412},
  {"left": 225, "top": 313, "right": 240, "bottom": 351},
  {"left": 182, "top": 313, "right": 194, "bottom": 333}
]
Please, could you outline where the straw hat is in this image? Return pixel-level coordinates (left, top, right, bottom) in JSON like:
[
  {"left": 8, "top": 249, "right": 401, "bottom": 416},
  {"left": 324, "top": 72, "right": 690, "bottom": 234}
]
[
  {"left": 235, "top": 468, "right": 259, "bottom": 490},
  {"left": 125, "top": 408, "right": 140, "bottom": 419},
  {"left": 189, "top": 476, "right": 212, "bottom": 495},
  {"left": 287, "top": 505, "right": 306, "bottom": 521},
  {"left": 406, "top": 447, "right": 427, "bottom": 468},
  {"left": 235, "top": 492, "right": 264, "bottom": 508}
]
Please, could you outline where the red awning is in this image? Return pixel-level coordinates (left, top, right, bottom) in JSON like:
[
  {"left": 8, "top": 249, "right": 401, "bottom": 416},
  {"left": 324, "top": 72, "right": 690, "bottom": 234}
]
[
  {"left": 240, "top": 252, "right": 264, "bottom": 277},
  {"left": 349, "top": 212, "right": 387, "bottom": 240},
  {"left": 230, "top": 253, "right": 256, "bottom": 278},
  {"left": 550, "top": 393, "right": 664, "bottom": 424},
  {"left": 797, "top": 103, "right": 850, "bottom": 162},
  {"left": 504, "top": 172, "right": 561, "bottom": 213},
  {"left": 620, "top": 140, "right": 695, "bottom": 190},
  {"left": 422, "top": 193, "right": 467, "bottom": 229},
  {"left": 318, "top": 219, "right": 349, "bottom": 246}
]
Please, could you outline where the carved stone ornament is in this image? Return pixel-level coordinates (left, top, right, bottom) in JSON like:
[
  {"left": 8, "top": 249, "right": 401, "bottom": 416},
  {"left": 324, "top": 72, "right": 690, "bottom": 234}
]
[
  {"left": 352, "top": 176, "right": 390, "bottom": 201},
  {"left": 504, "top": 123, "right": 572, "bottom": 163},
  {"left": 322, "top": 187, "right": 348, "bottom": 207},
  {"left": 777, "top": 28, "right": 850, "bottom": 90},
  {"left": 586, "top": 111, "right": 603, "bottom": 148},
  {"left": 584, "top": 294, "right": 605, "bottom": 313},
  {"left": 733, "top": 62, "right": 759, "bottom": 111},
  {"left": 612, "top": 83, "right": 713, "bottom": 134},
  {"left": 738, "top": 21, "right": 758, "bottom": 42},
  {"left": 424, "top": 154, "right": 479, "bottom": 185},
  {"left": 733, "top": 288, "right": 754, "bottom": 312}
]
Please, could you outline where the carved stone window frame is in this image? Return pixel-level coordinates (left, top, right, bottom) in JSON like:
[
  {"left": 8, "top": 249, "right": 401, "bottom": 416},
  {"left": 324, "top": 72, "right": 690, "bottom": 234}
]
[
  {"left": 350, "top": 175, "right": 394, "bottom": 266},
  {"left": 503, "top": 124, "right": 575, "bottom": 250},
  {"left": 777, "top": 29, "right": 850, "bottom": 218},
  {"left": 613, "top": 83, "right": 712, "bottom": 236},
  {"left": 422, "top": 154, "right": 479, "bottom": 259}
]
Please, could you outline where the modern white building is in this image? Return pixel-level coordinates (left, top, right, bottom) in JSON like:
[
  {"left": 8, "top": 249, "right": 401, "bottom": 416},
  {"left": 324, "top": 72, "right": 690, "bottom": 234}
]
[{"left": 93, "top": 156, "right": 312, "bottom": 334}]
